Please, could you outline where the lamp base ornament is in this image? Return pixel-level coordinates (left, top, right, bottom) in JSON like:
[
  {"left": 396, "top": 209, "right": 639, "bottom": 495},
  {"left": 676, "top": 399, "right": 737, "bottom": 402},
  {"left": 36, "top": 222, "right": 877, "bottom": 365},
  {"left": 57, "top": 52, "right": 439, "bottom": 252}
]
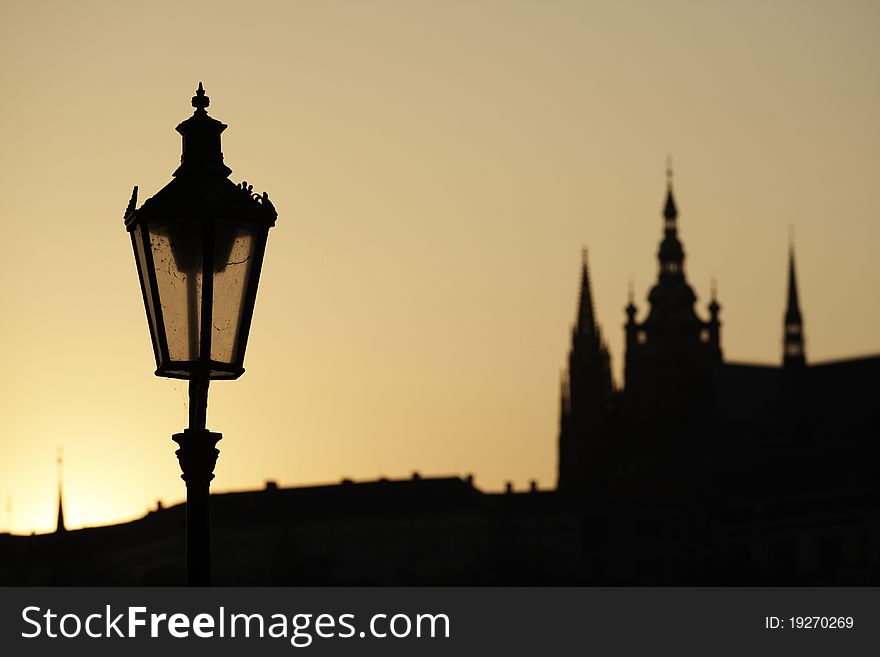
[{"left": 173, "top": 429, "right": 222, "bottom": 586}]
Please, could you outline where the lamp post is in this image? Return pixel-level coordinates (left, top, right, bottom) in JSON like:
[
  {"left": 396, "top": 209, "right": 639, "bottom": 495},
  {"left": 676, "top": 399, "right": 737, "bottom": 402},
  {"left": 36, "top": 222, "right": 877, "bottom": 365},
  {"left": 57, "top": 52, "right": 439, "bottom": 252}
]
[{"left": 123, "top": 83, "right": 276, "bottom": 585}]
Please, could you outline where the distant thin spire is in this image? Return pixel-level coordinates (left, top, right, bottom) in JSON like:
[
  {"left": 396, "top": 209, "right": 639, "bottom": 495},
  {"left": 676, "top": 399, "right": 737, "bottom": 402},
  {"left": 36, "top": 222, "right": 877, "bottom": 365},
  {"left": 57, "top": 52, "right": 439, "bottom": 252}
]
[
  {"left": 783, "top": 238, "right": 805, "bottom": 367},
  {"left": 55, "top": 448, "right": 65, "bottom": 534},
  {"left": 786, "top": 241, "right": 801, "bottom": 322},
  {"left": 576, "top": 248, "right": 597, "bottom": 336}
]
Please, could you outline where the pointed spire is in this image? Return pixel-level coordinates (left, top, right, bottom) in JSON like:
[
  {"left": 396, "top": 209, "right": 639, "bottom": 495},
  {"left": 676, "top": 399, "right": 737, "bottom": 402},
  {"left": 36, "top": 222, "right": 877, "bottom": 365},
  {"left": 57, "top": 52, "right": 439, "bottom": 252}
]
[
  {"left": 783, "top": 236, "right": 805, "bottom": 367},
  {"left": 662, "top": 156, "right": 677, "bottom": 222},
  {"left": 785, "top": 239, "right": 801, "bottom": 323},
  {"left": 56, "top": 492, "right": 65, "bottom": 534},
  {"left": 55, "top": 448, "right": 65, "bottom": 534},
  {"left": 576, "top": 248, "right": 597, "bottom": 336},
  {"left": 656, "top": 161, "right": 686, "bottom": 282}
]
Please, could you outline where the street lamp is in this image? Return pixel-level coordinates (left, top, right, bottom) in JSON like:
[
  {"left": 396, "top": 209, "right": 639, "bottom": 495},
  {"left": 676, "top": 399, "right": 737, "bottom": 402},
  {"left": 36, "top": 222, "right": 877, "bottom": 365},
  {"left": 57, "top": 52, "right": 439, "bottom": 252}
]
[{"left": 123, "top": 83, "right": 277, "bottom": 585}]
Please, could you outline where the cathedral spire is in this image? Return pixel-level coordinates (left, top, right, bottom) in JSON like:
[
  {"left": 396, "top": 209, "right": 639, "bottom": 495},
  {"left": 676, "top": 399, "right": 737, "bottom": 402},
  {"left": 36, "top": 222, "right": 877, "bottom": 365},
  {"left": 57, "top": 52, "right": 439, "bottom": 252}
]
[
  {"left": 663, "top": 157, "right": 678, "bottom": 226},
  {"left": 783, "top": 239, "right": 805, "bottom": 367},
  {"left": 55, "top": 448, "right": 66, "bottom": 534},
  {"left": 656, "top": 161, "right": 685, "bottom": 281},
  {"left": 785, "top": 243, "right": 801, "bottom": 322},
  {"left": 576, "top": 248, "right": 598, "bottom": 337},
  {"left": 558, "top": 248, "right": 613, "bottom": 492},
  {"left": 628, "top": 165, "right": 707, "bottom": 388}
]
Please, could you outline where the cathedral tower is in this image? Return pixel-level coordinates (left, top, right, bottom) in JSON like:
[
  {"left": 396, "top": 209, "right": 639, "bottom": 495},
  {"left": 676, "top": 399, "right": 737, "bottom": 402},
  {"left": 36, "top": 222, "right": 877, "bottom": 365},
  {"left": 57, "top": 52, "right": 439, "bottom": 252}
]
[{"left": 622, "top": 167, "right": 720, "bottom": 431}]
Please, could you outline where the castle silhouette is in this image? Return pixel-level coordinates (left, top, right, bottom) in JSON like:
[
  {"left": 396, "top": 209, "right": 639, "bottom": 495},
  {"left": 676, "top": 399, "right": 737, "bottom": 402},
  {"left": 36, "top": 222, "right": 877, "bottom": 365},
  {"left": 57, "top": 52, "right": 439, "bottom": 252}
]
[
  {"left": 1, "top": 173, "right": 877, "bottom": 584},
  {"left": 557, "top": 170, "right": 879, "bottom": 583}
]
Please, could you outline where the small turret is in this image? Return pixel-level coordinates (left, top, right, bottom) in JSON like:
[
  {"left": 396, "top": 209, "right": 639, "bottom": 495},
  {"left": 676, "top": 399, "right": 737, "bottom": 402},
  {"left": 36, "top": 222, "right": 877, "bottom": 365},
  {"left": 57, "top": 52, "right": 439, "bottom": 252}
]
[{"left": 625, "top": 279, "right": 638, "bottom": 325}]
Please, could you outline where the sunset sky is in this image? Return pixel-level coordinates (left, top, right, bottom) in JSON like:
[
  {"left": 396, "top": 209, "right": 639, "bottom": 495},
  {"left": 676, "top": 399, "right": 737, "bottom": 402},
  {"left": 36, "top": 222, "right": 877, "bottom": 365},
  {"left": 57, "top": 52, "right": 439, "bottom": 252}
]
[{"left": 1, "top": 0, "right": 878, "bottom": 533}]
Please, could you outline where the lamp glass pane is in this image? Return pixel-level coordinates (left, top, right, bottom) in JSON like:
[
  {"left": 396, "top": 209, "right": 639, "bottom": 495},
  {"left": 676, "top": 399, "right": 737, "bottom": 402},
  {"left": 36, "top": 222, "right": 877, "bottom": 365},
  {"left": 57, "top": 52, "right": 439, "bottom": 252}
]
[
  {"left": 132, "top": 223, "right": 161, "bottom": 360},
  {"left": 211, "top": 222, "right": 257, "bottom": 364},
  {"left": 148, "top": 219, "right": 203, "bottom": 363}
]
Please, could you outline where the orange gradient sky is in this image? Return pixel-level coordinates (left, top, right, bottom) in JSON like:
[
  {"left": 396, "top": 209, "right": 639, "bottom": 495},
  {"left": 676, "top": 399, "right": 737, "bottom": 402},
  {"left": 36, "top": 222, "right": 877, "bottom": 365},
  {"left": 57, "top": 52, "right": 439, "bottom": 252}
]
[{"left": 1, "top": 0, "right": 878, "bottom": 533}]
